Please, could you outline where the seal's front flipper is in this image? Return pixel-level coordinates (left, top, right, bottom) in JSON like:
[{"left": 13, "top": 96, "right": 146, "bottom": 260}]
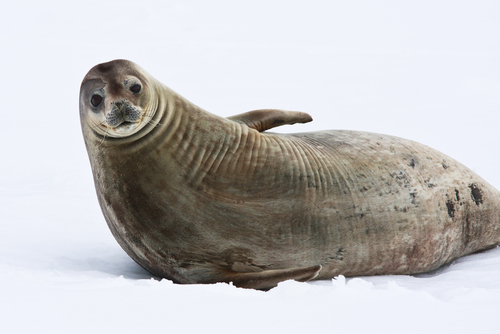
[
  {"left": 221, "top": 265, "right": 322, "bottom": 290},
  {"left": 228, "top": 109, "right": 313, "bottom": 132}
]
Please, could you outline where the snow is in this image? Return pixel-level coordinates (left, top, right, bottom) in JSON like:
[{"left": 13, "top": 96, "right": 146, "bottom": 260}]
[{"left": 1, "top": 0, "right": 500, "bottom": 333}]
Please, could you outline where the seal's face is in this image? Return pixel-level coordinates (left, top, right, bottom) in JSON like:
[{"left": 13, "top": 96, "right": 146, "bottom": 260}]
[{"left": 80, "top": 60, "right": 157, "bottom": 138}]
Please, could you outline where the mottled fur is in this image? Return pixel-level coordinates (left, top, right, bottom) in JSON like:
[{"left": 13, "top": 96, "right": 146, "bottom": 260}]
[{"left": 80, "top": 60, "right": 500, "bottom": 290}]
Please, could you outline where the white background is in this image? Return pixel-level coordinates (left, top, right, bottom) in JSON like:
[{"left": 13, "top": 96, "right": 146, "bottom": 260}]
[{"left": 1, "top": 1, "right": 499, "bottom": 333}]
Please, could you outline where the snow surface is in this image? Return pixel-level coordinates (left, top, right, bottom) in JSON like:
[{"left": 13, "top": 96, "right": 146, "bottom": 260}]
[{"left": 1, "top": 0, "right": 500, "bottom": 333}]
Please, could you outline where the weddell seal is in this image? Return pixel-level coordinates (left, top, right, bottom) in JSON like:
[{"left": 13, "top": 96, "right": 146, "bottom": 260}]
[{"left": 80, "top": 59, "right": 500, "bottom": 290}]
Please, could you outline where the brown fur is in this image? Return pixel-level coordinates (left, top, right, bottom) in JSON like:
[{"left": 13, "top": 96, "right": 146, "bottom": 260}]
[{"left": 80, "top": 60, "right": 500, "bottom": 290}]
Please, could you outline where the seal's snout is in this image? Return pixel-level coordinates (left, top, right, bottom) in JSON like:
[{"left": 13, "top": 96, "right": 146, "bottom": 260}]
[{"left": 106, "top": 101, "right": 141, "bottom": 127}]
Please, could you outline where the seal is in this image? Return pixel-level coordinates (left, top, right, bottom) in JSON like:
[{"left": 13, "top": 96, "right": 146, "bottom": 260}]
[{"left": 80, "top": 59, "right": 500, "bottom": 290}]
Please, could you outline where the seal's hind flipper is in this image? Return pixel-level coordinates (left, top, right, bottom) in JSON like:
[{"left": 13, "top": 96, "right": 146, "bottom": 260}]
[
  {"left": 221, "top": 265, "right": 322, "bottom": 290},
  {"left": 228, "top": 109, "right": 313, "bottom": 132}
]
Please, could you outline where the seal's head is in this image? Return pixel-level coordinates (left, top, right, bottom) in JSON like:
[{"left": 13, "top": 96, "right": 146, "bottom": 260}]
[{"left": 80, "top": 59, "right": 159, "bottom": 139}]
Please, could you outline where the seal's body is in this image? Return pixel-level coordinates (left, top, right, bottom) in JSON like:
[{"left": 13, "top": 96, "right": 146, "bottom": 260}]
[{"left": 80, "top": 60, "right": 500, "bottom": 289}]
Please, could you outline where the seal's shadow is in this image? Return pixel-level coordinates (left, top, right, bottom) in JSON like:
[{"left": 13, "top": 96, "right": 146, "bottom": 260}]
[
  {"left": 60, "top": 250, "right": 157, "bottom": 280},
  {"left": 412, "top": 262, "right": 453, "bottom": 278},
  {"left": 91, "top": 255, "right": 156, "bottom": 280}
]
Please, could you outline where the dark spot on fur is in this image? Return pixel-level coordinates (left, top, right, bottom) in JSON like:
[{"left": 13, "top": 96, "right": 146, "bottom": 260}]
[
  {"left": 445, "top": 200, "right": 455, "bottom": 218},
  {"left": 272, "top": 119, "right": 285, "bottom": 125},
  {"left": 328, "top": 248, "right": 345, "bottom": 261},
  {"left": 394, "top": 205, "right": 408, "bottom": 213},
  {"left": 455, "top": 189, "right": 460, "bottom": 201},
  {"left": 410, "top": 192, "right": 418, "bottom": 206},
  {"left": 336, "top": 248, "right": 345, "bottom": 260},
  {"left": 359, "top": 186, "right": 370, "bottom": 192},
  {"left": 408, "top": 159, "right": 415, "bottom": 169},
  {"left": 391, "top": 171, "right": 411, "bottom": 188},
  {"left": 463, "top": 214, "right": 471, "bottom": 247},
  {"left": 425, "top": 178, "right": 436, "bottom": 188},
  {"left": 442, "top": 160, "right": 449, "bottom": 169},
  {"left": 469, "top": 184, "right": 483, "bottom": 206}
]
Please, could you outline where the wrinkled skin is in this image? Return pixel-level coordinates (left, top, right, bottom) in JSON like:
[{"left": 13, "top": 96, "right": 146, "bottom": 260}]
[{"left": 80, "top": 60, "right": 500, "bottom": 290}]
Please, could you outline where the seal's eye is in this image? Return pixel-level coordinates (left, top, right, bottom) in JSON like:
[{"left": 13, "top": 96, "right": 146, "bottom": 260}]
[
  {"left": 130, "top": 84, "right": 141, "bottom": 93},
  {"left": 91, "top": 94, "right": 103, "bottom": 107}
]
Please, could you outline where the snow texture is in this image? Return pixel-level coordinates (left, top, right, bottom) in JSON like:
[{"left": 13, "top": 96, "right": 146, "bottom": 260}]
[{"left": 1, "top": 1, "right": 500, "bottom": 333}]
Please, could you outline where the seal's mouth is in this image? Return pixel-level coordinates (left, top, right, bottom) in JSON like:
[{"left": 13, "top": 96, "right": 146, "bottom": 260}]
[
  {"left": 116, "top": 121, "right": 136, "bottom": 128},
  {"left": 110, "top": 121, "right": 141, "bottom": 136}
]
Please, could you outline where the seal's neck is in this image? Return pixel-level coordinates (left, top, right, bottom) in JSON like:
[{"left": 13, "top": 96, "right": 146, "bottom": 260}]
[{"left": 155, "top": 84, "right": 256, "bottom": 187}]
